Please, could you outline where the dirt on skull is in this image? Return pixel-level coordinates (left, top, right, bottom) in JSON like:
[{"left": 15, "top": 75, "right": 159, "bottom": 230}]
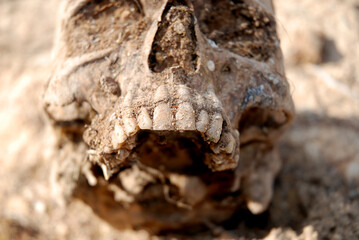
[{"left": 44, "top": 0, "right": 294, "bottom": 234}]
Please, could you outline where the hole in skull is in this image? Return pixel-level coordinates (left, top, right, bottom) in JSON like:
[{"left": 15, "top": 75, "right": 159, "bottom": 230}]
[
  {"left": 193, "top": 0, "right": 277, "bottom": 61},
  {"left": 239, "top": 107, "right": 288, "bottom": 145},
  {"left": 134, "top": 130, "right": 210, "bottom": 175},
  {"left": 148, "top": 0, "right": 198, "bottom": 72},
  {"left": 66, "top": 0, "right": 143, "bottom": 57}
]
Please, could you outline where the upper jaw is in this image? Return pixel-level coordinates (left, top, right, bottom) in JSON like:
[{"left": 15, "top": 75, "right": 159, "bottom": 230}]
[{"left": 83, "top": 82, "right": 240, "bottom": 179}]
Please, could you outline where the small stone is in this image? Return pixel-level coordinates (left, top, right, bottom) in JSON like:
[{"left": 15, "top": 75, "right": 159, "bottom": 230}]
[
  {"left": 207, "top": 60, "right": 215, "bottom": 71},
  {"left": 173, "top": 22, "right": 185, "bottom": 34}
]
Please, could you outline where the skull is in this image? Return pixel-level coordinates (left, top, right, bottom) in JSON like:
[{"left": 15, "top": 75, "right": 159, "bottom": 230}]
[{"left": 44, "top": 0, "right": 294, "bottom": 233}]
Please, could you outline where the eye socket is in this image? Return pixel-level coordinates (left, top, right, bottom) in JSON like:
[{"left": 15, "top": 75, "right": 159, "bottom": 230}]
[
  {"left": 65, "top": 0, "right": 143, "bottom": 57},
  {"left": 192, "top": 0, "right": 278, "bottom": 61}
]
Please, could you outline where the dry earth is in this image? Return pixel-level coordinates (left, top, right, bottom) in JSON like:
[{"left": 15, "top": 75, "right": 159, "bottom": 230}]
[{"left": 0, "top": 0, "right": 358, "bottom": 239}]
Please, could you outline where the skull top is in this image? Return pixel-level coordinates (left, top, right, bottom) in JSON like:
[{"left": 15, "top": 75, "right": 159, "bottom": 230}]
[{"left": 44, "top": 0, "right": 294, "bottom": 231}]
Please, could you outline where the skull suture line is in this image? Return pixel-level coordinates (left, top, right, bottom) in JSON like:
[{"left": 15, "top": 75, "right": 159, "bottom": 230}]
[{"left": 44, "top": 0, "right": 294, "bottom": 233}]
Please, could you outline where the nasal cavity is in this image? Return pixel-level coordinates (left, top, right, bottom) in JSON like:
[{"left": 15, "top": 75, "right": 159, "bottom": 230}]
[{"left": 148, "top": 0, "right": 198, "bottom": 73}]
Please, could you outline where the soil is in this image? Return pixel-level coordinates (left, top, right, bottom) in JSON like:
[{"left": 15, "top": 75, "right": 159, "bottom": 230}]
[{"left": 0, "top": 0, "right": 358, "bottom": 239}]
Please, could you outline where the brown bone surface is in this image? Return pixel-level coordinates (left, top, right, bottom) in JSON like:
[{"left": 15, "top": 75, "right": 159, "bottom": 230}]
[{"left": 44, "top": 0, "right": 294, "bottom": 234}]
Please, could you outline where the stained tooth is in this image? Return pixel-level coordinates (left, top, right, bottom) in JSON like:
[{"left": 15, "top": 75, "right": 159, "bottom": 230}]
[
  {"left": 177, "top": 85, "right": 191, "bottom": 102},
  {"left": 154, "top": 85, "right": 170, "bottom": 103},
  {"left": 175, "top": 102, "right": 196, "bottom": 130},
  {"left": 112, "top": 123, "right": 127, "bottom": 149},
  {"left": 137, "top": 107, "right": 152, "bottom": 129},
  {"left": 153, "top": 103, "right": 172, "bottom": 130},
  {"left": 206, "top": 113, "right": 223, "bottom": 143},
  {"left": 224, "top": 133, "right": 236, "bottom": 154},
  {"left": 196, "top": 110, "right": 209, "bottom": 133},
  {"left": 123, "top": 116, "right": 138, "bottom": 135}
]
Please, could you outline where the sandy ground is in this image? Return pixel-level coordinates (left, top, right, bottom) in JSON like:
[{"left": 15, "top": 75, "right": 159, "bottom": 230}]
[{"left": 0, "top": 0, "right": 358, "bottom": 239}]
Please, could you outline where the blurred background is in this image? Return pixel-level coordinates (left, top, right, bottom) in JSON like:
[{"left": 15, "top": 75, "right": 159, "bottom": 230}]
[{"left": 0, "top": 0, "right": 358, "bottom": 239}]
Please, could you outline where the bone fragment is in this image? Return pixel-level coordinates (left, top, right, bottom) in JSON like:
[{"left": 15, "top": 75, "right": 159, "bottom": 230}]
[{"left": 100, "top": 163, "right": 110, "bottom": 181}]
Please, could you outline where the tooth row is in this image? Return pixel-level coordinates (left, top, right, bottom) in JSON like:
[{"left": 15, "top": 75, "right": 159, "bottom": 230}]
[
  {"left": 112, "top": 110, "right": 225, "bottom": 147},
  {"left": 111, "top": 86, "right": 234, "bottom": 153}
]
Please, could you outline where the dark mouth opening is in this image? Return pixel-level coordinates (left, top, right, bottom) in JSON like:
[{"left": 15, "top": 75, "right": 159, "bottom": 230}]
[{"left": 132, "top": 130, "right": 211, "bottom": 175}]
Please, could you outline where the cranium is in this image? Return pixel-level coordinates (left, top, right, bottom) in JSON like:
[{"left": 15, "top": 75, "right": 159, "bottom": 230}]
[{"left": 44, "top": 0, "right": 294, "bottom": 233}]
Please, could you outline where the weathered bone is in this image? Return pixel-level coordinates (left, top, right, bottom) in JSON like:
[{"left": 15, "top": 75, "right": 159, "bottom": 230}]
[{"left": 45, "top": 0, "right": 294, "bottom": 234}]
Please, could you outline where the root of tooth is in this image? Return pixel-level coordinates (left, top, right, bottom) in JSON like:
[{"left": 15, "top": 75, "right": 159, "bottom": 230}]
[
  {"left": 196, "top": 110, "right": 209, "bottom": 133},
  {"left": 177, "top": 85, "right": 191, "bottom": 102},
  {"left": 123, "top": 92, "right": 133, "bottom": 107},
  {"left": 100, "top": 163, "right": 110, "bottom": 181},
  {"left": 153, "top": 103, "right": 172, "bottom": 130},
  {"left": 123, "top": 116, "right": 138, "bottom": 135},
  {"left": 154, "top": 85, "right": 170, "bottom": 103},
  {"left": 175, "top": 102, "right": 196, "bottom": 130},
  {"left": 195, "top": 95, "right": 205, "bottom": 109},
  {"left": 206, "top": 113, "right": 223, "bottom": 143},
  {"left": 112, "top": 123, "right": 127, "bottom": 149},
  {"left": 206, "top": 90, "right": 222, "bottom": 109},
  {"left": 137, "top": 107, "right": 152, "bottom": 129}
]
